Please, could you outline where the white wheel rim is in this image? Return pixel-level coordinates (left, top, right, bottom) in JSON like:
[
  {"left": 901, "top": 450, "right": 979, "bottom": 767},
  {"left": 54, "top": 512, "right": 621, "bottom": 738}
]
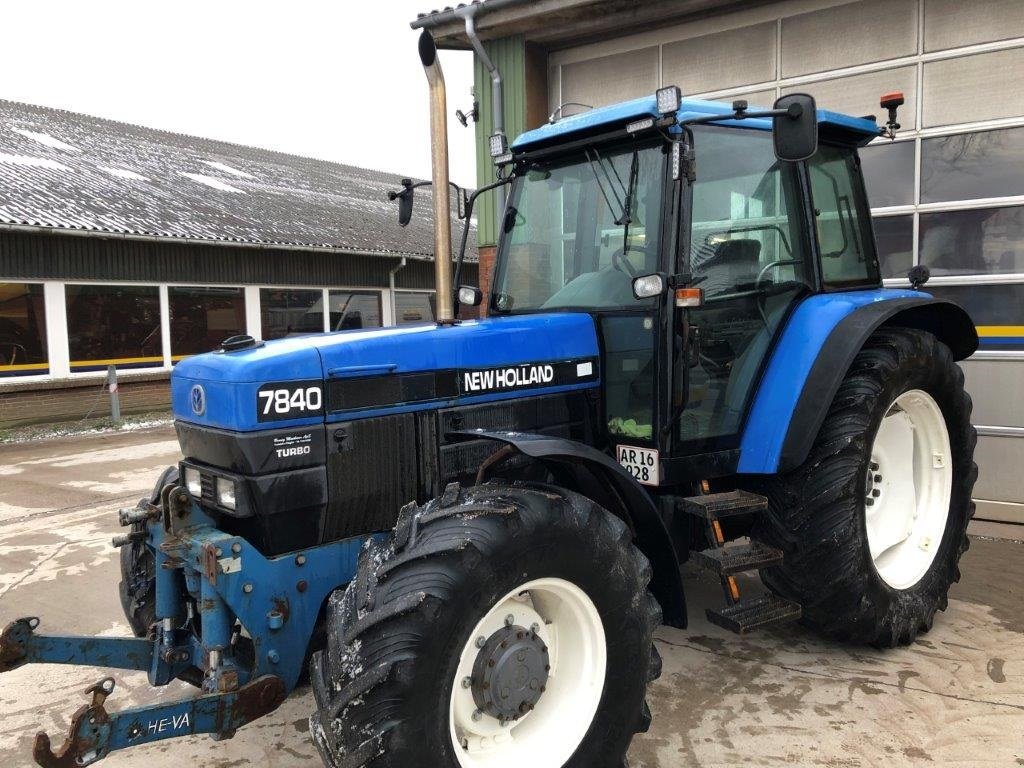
[
  {"left": 449, "top": 577, "right": 607, "bottom": 768},
  {"left": 865, "top": 389, "right": 953, "bottom": 590}
]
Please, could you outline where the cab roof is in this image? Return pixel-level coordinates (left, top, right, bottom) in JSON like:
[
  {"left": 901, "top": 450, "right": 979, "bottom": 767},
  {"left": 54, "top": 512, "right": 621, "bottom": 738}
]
[{"left": 513, "top": 93, "right": 881, "bottom": 152}]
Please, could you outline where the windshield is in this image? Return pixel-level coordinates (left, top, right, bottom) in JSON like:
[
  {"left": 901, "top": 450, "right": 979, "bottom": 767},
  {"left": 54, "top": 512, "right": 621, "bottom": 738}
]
[{"left": 491, "top": 141, "right": 666, "bottom": 312}]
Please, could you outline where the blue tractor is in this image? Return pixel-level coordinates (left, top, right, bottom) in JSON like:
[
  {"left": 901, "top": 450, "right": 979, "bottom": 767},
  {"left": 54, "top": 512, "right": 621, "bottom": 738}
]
[{"left": 1, "top": 32, "right": 977, "bottom": 768}]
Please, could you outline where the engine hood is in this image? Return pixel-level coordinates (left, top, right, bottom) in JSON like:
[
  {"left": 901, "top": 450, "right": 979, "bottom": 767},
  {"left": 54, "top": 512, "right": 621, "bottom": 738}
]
[{"left": 172, "top": 313, "right": 601, "bottom": 432}]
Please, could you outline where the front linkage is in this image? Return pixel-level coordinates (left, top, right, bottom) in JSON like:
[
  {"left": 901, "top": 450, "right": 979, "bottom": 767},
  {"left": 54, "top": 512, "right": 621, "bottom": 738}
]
[{"left": 0, "top": 482, "right": 367, "bottom": 766}]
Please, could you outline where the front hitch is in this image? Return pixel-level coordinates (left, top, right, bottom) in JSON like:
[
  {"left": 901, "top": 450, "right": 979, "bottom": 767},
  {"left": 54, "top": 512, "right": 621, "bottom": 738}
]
[
  {"left": 33, "top": 677, "right": 116, "bottom": 768},
  {"left": 32, "top": 674, "right": 287, "bottom": 768},
  {"left": 0, "top": 616, "right": 38, "bottom": 672}
]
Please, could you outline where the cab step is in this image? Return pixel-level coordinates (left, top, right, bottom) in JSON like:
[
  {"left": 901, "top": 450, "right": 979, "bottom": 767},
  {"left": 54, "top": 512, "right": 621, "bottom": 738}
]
[
  {"left": 692, "top": 540, "right": 783, "bottom": 576},
  {"left": 705, "top": 594, "right": 802, "bottom": 635},
  {"left": 680, "top": 490, "right": 767, "bottom": 520}
]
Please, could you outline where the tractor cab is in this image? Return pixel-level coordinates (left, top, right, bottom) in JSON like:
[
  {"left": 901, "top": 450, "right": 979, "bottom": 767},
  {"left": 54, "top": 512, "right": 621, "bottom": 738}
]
[{"left": 481, "top": 88, "right": 882, "bottom": 482}]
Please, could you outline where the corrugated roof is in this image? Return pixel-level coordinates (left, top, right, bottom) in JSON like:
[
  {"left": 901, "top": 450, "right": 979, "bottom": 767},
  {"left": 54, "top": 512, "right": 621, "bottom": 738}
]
[{"left": 0, "top": 99, "right": 475, "bottom": 262}]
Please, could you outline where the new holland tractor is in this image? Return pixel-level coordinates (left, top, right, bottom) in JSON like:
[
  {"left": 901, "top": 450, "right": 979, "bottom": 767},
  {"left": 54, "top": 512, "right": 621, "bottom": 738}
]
[{"left": 0, "top": 30, "right": 978, "bottom": 768}]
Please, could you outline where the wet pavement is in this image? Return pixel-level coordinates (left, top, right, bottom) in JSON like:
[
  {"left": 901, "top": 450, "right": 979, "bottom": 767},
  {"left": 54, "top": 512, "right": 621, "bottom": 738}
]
[{"left": 0, "top": 426, "right": 1021, "bottom": 767}]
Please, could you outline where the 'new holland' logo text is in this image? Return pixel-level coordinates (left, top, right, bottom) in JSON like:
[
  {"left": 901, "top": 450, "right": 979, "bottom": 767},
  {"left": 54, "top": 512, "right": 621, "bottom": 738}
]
[{"left": 463, "top": 364, "right": 555, "bottom": 393}]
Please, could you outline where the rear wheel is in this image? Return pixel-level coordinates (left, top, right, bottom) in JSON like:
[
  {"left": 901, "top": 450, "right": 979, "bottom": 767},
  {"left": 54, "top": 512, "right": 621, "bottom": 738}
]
[
  {"left": 752, "top": 328, "right": 977, "bottom": 646},
  {"left": 310, "top": 482, "right": 662, "bottom": 768}
]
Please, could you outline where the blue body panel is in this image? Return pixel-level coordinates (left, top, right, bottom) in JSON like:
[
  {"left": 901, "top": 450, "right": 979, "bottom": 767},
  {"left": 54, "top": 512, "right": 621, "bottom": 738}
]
[
  {"left": 514, "top": 94, "right": 880, "bottom": 150},
  {"left": 737, "top": 288, "right": 929, "bottom": 474},
  {"left": 172, "top": 314, "right": 600, "bottom": 432}
]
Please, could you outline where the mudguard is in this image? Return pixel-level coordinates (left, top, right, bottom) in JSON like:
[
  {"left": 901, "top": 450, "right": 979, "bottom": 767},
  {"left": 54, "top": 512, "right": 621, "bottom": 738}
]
[
  {"left": 452, "top": 429, "right": 687, "bottom": 629},
  {"left": 739, "top": 290, "right": 977, "bottom": 474}
]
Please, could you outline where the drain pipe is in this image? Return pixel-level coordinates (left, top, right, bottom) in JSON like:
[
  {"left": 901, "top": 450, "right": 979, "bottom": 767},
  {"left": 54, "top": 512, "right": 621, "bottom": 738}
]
[
  {"left": 419, "top": 30, "right": 455, "bottom": 323},
  {"left": 388, "top": 257, "right": 407, "bottom": 324},
  {"left": 455, "top": 3, "right": 507, "bottom": 222}
]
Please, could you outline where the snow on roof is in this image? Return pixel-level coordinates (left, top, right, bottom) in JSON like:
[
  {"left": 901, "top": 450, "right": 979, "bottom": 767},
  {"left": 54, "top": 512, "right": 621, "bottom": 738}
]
[
  {"left": 180, "top": 172, "right": 245, "bottom": 193},
  {"left": 0, "top": 99, "right": 475, "bottom": 262}
]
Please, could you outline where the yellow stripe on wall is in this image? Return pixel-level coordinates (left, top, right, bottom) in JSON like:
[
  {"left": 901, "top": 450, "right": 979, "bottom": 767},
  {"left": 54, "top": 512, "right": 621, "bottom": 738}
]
[
  {"left": 976, "top": 326, "right": 1024, "bottom": 337},
  {"left": 70, "top": 356, "right": 165, "bottom": 368},
  {"left": 0, "top": 363, "right": 49, "bottom": 372}
]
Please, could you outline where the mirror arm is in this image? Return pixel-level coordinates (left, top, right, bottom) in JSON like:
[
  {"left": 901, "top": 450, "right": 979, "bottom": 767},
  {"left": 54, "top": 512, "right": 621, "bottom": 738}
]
[
  {"left": 388, "top": 180, "right": 470, "bottom": 219},
  {"left": 679, "top": 106, "right": 791, "bottom": 128},
  {"left": 452, "top": 175, "right": 515, "bottom": 318}
]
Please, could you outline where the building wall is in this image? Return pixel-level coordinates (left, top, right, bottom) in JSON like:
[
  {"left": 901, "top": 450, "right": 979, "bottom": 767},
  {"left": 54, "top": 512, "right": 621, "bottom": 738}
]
[
  {"left": 538, "top": 0, "right": 1024, "bottom": 522},
  {"left": 0, "top": 231, "right": 478, "bottom": 428}
]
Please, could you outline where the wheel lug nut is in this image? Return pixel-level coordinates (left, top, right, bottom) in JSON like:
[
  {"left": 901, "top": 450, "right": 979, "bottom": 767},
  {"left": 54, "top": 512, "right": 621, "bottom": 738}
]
[
  {"left": 504, "top": 614, "right": 515, "bottom": 627},
  {"left": 475, "top": 636, "right": 486, "bottom": 648},
  {"left": 472, "top": 709, "right": 483, "bottom": 722},
  {"left": 865, "top": 498, "right": 875, "bottom": 506},
  {"left": 461, "top": 676, "right": 472, "bottom": 689},
  {"left": 870, "top": 461, "right": 879, "bottom": 471},
  {"left": 872, "top": 489, "right": 881, "bottom": 497},
  {"left": 530, "top": 622, "right": 540, "bottom": 634},
  {"left": 874, "top": 474, "right": 882, "bottom": 482}
]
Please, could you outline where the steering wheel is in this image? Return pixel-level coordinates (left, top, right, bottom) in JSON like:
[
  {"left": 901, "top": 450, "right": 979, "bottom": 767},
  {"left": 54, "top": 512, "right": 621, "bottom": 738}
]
[{"left": 611, "top": 245, "right": 650, "bottom": 278}]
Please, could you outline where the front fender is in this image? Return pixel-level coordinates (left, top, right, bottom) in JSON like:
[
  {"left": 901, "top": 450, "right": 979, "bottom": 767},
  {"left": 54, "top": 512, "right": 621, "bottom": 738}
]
[
  {"left": 452, "top": 430, "right": 687, "bottom": 629},
  {"left": 739, "top": 289, "right": 977, "bottom": 474}
]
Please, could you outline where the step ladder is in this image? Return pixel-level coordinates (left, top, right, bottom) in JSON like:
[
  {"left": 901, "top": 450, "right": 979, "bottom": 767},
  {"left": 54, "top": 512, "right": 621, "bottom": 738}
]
[{"left": 681, "top": 489, "right": 801, "bottom": 635}]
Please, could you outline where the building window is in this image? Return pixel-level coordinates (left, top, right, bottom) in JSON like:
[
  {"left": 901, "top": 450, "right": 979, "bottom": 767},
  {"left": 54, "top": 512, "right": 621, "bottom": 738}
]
[
  {"left": 873, "top": 215, "right": 914, "bottom": 279},
  {"left": 169, "top": 286, "right": 246, "bottom": 360},
  {"left": 920, "top": 206, "right": 1024, "bottom": 276},
  {"left": 0, "top": 282, "right": 48, "bottom": 377},
  {"left": 66, "top": 284, "right": 162, "bottom": 372},
  {"left": 860, "top": 141, "right": 916, "bottom": 208},
  {"left": 921, "top": 126, "right": 1024, "bottom": 204},
  {"left": 328, "top": 290, "right": 383, "bottom": 331},
  {"left": 260, "top": 288, "right": 323, "bottom": 340},
  {"left": 394, "top": 292, "right": 436, "bottom": 325}
]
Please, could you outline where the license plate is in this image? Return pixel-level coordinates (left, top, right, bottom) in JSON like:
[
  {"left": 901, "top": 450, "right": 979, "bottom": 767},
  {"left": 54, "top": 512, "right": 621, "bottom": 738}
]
[{"left": 616, "top": 445, "right": 660, "bottom": 486}]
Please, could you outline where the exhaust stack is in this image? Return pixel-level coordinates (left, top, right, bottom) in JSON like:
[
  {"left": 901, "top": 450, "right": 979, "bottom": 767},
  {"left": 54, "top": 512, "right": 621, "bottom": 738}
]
[{"left": 419, "top": 30, "right": 454, "bottom": 323}]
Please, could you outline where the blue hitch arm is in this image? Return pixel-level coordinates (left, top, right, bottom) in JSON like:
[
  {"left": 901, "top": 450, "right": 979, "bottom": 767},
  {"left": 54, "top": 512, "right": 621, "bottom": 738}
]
[
  {"left": 0, "top": 617, "right": 155, "bottom": 673},
  {"left": 31, "top": 674, "right": 286, "bottom": 768}
]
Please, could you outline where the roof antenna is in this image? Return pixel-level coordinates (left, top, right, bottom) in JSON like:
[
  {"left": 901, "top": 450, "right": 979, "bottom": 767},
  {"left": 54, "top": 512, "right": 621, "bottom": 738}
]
[{"left": 548, "top": 102, "right": 593, "bottom": 124}]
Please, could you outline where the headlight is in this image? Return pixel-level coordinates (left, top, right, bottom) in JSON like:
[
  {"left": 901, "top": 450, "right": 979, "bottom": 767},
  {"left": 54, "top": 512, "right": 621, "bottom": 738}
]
[
  {"left": 184, "top": 467, "right": 202, "bottom": 497},
  {"left": 216, "top": 477, "right": 237, "bottom": 510}
]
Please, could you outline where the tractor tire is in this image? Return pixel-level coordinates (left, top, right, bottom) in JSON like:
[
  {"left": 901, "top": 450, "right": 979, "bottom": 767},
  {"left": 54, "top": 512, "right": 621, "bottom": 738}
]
[
  {"left": 752, "top": 327, "right": 977, "bottom": 647},
  {"left": 309, "top": 481, "right": 663, "bottom": 768},
  {"left": 118, "top": 465, "right": 177, "bottom": 637}
]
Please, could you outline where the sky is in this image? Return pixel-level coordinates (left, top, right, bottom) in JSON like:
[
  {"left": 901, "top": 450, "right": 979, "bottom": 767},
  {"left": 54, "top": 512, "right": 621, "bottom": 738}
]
[{"left": 0, "top": 1, "right": 478, "bottom": 187}]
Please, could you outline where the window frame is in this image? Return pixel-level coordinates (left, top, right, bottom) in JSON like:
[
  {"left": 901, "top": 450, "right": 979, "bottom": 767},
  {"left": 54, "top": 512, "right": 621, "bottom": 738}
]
[
  {"left": 489, "top": 135, "right": 670, "bottom": 316},
  {"left": 807, "top": 142, "right": 883, "bottom": 291}
]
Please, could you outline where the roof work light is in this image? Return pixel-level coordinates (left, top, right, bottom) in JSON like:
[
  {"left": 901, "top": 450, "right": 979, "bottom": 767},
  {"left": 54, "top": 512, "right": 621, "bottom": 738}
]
[
  {"left": 488, "top": 132, "right": 509, "bottom": 158},
  {"left": 656, "top": 85, "right": 682, "bottom": 116}
]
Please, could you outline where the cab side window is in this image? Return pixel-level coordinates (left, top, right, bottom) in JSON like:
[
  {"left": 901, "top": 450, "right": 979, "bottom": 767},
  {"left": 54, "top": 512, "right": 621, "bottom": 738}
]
[{"left": 808, "top": 145, "right": 880, "bottom": 287}]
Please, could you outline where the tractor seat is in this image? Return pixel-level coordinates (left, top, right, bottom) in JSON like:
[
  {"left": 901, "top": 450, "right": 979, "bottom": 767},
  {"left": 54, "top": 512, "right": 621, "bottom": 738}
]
[{"left": 694, "top": 238, "right": 762, "bottom": 297}]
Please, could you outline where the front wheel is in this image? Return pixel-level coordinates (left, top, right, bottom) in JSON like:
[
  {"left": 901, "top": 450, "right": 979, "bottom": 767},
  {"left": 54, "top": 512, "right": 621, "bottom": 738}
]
[
  {"left": 753, "top": 327, "right": 978, "bottom": 646},
  {"left": 310, "top": 482, "right": 662, "bottom": 768}
]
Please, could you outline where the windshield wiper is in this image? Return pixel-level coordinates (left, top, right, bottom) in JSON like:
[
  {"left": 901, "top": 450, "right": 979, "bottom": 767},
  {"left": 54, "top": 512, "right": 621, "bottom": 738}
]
[
  {"left": 584, "top": 147, "right": 630, "bottom": 225},
  {"left": 619, "top": 148, "right": 640, "bottom": 229}
]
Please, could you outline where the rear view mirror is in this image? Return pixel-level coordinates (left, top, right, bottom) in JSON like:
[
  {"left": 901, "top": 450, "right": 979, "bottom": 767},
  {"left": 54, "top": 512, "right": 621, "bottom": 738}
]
[
  {"left": 398, "top": 190, "right": 413, "bottom": 227},
  {"left": 773, "top": 93, "right": 818, "bottom": 162},
  {"left": 389, "top": 179, "right": 415, "bottom": 228}
]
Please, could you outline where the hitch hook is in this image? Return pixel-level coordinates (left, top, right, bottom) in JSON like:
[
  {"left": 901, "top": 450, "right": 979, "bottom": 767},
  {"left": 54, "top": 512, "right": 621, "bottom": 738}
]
[
  {"left": 33, "top": 677, "right": 116, "bottom": 768},
  {"left": 0, "top": 616, "right": 40, "bottom": 672}
]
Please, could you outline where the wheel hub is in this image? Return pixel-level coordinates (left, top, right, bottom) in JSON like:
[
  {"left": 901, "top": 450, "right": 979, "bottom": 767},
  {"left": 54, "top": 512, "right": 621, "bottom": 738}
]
[{"left": 471, "top": 624, "right": 550, "bottom": 723}]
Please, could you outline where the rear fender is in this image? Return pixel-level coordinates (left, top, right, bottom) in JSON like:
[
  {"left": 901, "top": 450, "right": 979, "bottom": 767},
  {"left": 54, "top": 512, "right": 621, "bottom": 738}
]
[
  {"left": 452, "top": 430, "right": 686, "bottom": 628},
  {"left": 739, "top": 291, "right": 977, "bottom": 474}
]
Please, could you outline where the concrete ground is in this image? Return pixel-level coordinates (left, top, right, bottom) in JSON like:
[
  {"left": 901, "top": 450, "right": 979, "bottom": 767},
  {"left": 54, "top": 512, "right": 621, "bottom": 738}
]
[{"left": 0, "top": 427, "right": 1021, "bottom": 767}]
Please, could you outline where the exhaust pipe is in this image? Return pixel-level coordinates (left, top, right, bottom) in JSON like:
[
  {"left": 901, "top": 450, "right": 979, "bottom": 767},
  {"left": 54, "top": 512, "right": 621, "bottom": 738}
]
[{"left": 419, "top": 30, "right": 454, "bottom": 324}]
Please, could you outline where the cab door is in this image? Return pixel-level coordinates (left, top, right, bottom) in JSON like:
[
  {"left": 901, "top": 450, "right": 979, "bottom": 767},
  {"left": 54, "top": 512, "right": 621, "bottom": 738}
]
[{"left": 673, "top": 125, "right": 815, "bottom": 455}]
